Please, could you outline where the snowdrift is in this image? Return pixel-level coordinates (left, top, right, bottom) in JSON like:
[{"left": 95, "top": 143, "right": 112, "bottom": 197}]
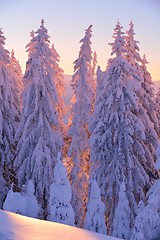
[{"left": 0, "top": 210, "right": 121, "bottom": 240}]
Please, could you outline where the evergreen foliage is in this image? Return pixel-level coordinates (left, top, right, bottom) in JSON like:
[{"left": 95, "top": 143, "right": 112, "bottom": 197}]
[
  {"left": 48, "top": 152, "right": 75, "bottom": 226},
  {"left": 0, "top": 21, "right": 159, "bottom": 237},
  {"left": 131, "top": 180, "right": 160, "bottom": 240},
  {"left": 0, "top": 29, "right": 21, "bottom": 206},
  {"left": 112, "top": 181, "right": 133, "bottom": 239},
  {"left": 85, "top": 180, "right": 107, "bottom": 234},
  {"left": 68, "top": 25, "right": 94, "bottom": 227},
  {"left": 50, "top": 43, "right": 66, "bottom": 133},
  {"left": 89, "top": 21, "right": 158, "bottom": 237},
  {"left": 14, "top": 20, "right": 63, "bottom": 215}
]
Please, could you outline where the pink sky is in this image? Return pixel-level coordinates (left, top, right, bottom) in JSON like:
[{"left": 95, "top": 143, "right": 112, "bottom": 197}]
[{"left": 0, "top": 0, "right": 159, "bottom": 80}]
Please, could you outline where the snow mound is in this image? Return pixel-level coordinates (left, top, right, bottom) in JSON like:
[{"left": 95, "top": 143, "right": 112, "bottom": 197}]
[{"left": 0, "top": 210, "right": 121, "bottom": 240}]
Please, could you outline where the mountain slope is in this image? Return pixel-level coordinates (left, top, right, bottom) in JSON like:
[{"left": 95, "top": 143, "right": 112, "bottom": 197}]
[{"left": 0, "top": 210, "right": 121, "bottom": 240}]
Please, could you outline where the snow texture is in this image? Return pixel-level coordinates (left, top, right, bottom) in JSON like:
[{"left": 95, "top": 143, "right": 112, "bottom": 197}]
[{"left": 0, "top": 210, "right": 121, "bottom": 240}]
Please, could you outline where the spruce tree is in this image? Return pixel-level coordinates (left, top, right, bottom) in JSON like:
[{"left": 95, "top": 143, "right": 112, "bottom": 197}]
[
  {"left": 131, "top": 179, "right": 160, "bottom": 240},
  {"left": 130, "top": 146, "right": 160, "bottom": 239},
  {"left": 3, "top": 183, "right": 27, "bottom": 215},
  {"left": 140, "top": 54, "right": 159, "bottom": 136},
  {"left": 50, "top": 43, "right": 66, "bottom": 133},
  {"left": 25, "top": 30, "right": 35, "bottom": 57},
  {"left": 85, "top": 180, "right": 107, "bottom": 234},
  {"left": 68, "top": 25, "right": 94, "bottom": 227},
  {"left": 89, "top": 21, "right": 158, "bottom": 237},
  {"left": 0, "top": 29, "right": 21, "bottom": 206},
  {"left": 10, "top": 49, "right": 23, "bottom": 89},
  {"left": 25, "top": 180, "right": 39, "bottom": 218},
  {"left": 125, "top": 21, "right": 159, "bottom": 144},
  {"left": 48, "top": 152, "right": 75, "bottom": 225},
  {"left": 14, "top": 20, "right": 63, "bottom": 216},
  {"left": 112, "top": 181, "right": 133, "bottom": 239}
]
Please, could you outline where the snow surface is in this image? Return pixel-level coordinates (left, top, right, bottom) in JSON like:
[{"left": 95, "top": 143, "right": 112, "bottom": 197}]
[{"left": 0, "top": 210, "right": 121, "bottom": 240}]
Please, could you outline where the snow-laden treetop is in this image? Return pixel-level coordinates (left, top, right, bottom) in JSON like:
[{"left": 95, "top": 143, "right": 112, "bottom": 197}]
[
  {"left": 109, "top": 21, "right": 126, "bottom": 57},
  {"left": 74, "top": 24, "right": 93, "bottom": 69},
  {"left": 0, "top": 28, "right": 10, "bottom": 64},
  {"left": 125, "top": 21, "right": 141, "bottom": 64}
]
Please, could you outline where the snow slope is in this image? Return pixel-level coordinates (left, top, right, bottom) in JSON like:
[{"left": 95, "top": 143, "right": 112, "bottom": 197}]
[{"left": 0, "top": 210, "right": 121, "bottom": 240}]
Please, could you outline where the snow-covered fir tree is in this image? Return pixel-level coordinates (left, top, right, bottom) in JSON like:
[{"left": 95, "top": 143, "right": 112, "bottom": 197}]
[
  {"left": 131, "top": 179, "right": 160, "bottom": 240},
  {"left": 14, "top": 20, "right": 63, "bottom": 216},
  {"left": 85, "top": 179, "right": 107, "bottom": 234},
  {"left": 3, "top": 180, "right": 39, "bottom": 218},
  {"left": 25, "top": 180, "right": 39, "bottom": 218},
  {"left": 140, "top": 54, "right": 159, "bottom": 136},
  {"left": 132, "top": 179, "right": 160, "bottom": 240},
  {"left": 0, "top": 28, "right": 21, "bottom": 206},
  {"left": 50, "top": 43, "right": 68, "bottom": 158},
  {"left": 126, "top": 22, "right": 159, "bottom": 140},
  {"left": 25, "top": 30, "right": 35, "bottom": 58},
  {"left": 48, "top": 152, "right": 75, "bottom": 225},
  {"left": 50, "top": 43, "right": 66, "bottom": 133},
  {"left": 125, "top": 21, "right": 141, "bottom": 66},
  {"left": 89, "top": 21, "right": 158, "bottom": 238},
  {"left": 3, "top": 184, "right": 27, "bottom": 215},
  {"left": 10, "top": 49, "right": 23, "bottom": 90},
  {"left": 68, "top": 25, "right": 94, "bottom": 227},
  {"left": 10, "top": 49, "right": 23, "bottom": 111},
  {"left": 112, "top": 181, "right": 133, "bottom": 239},
  {"left": 9, "top": 49, "right": 22, "bottom": 129}
]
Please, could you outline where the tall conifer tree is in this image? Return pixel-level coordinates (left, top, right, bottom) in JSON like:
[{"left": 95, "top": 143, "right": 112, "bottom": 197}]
[
  {"left": 140, "top": 54, "right": 159, "bottom": 136},
  {"left": 51, "top": 44, "right": 66, "bottom": 133},
  {"left": 68, "top": 25, "right": 94, "bottom": 227},
  {"left": 85, "top": 179, "right": 107, "bottom": 234},
  {"left": 48, "top": 153, "right": 75, "bottom": 225},
  {"left": 125, "top": 21, "right": 159, "bottom": 144},
  {"left": 14, "top": 20, "right": 63, "bottom": 215},
  {"left": 10, "top": 50, "right": 23, "bottom": 89},
  {"left": 0, "top": 29, "right": 21, "bottom": 205},
  {"left": 89, "top": 22, "right": 158, "bottom": 237}
]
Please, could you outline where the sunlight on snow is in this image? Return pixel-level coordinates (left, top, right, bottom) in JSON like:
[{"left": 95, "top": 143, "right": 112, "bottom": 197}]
[{"left": 0, "top": 210, "right": 121, "bottom": 240}]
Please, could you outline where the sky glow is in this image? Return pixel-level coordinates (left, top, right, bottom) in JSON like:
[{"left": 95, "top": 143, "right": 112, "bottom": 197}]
[{"left": 0, "top": 0, "right": 159, "bottom": 80}]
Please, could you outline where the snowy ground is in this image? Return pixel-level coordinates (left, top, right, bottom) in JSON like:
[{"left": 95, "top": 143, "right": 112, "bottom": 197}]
[{"left": 0, "top": 210, "right": 121, "bottom": 240}]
